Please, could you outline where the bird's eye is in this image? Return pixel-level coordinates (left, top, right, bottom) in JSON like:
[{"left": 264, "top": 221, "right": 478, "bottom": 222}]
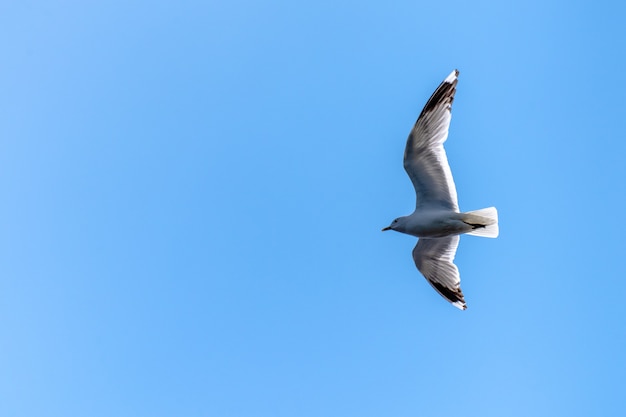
[{"left": 393, "top": 219, "right": 398, "bottom": 223}]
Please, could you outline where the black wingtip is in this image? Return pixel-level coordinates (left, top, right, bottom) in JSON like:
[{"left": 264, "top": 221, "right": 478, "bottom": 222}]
[
  {"left": 418, "top": 70, "right": 459, "bottom": 118},
  {"left": 430, "top": 281, "right": 467, "bottom": 310}
]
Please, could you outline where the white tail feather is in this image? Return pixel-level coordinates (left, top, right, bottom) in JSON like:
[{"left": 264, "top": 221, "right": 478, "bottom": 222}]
[{"left": 463, "top": 207, "right": 499, "bottom": 238}]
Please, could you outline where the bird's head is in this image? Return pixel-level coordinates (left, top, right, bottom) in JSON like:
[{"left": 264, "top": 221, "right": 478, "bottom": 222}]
[{"left": 382, "top": 216, "right": 408, "bottom": 233}]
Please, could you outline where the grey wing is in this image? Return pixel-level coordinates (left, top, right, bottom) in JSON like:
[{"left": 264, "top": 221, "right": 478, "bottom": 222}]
[
  {"left": 404, "top": 70, "right": 459, "bottom": 211},
  {"left": 412, "top": 236, "right": 466, "bottom": 310}
]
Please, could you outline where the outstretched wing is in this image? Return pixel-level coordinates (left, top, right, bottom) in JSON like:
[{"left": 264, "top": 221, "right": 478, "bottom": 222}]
[
  {"left": 412, "top": 236, "right": 466, "bottom": 310},
  {"left": 404, "top": 70, "right": 459, "bottom": 211}
]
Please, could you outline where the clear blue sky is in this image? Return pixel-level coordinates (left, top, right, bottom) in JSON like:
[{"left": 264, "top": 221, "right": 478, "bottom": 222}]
[{"left": 2, "top": 1, "right": 625, "bottom": 416}]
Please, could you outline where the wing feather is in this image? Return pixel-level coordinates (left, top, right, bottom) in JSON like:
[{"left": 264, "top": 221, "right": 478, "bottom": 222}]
[
  {"left": 404, "top": 70, "right": 459, "bottom": 211},
  {"left": 412, "top": 236, "right": 466, "bottom": 310}
]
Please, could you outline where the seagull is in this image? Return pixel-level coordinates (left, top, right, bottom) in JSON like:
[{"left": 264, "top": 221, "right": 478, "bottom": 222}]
[{"left": 382, "top": 69, "right": 498, "bottom": 310}]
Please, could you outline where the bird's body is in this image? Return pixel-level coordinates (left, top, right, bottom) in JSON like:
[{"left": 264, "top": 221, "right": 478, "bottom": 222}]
[
  {"left": 382, "top": 69, "right": 498, "bottom": 310},
  {"left": 387, "top": 210, "right": 475, "bottom": 238},
  {"left": 387, "top": 207, "right": 498, "bottom": 239}
]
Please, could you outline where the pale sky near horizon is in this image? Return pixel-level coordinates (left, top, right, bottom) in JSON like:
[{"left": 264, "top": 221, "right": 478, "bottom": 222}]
[{"left": 2, "top": 1, "right": 626, "bottom": 416}]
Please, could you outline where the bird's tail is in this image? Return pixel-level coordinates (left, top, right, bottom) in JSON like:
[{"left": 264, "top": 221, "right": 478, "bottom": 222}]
[{"left": 462, "top": 207, "right": 499, "bottom": 238}]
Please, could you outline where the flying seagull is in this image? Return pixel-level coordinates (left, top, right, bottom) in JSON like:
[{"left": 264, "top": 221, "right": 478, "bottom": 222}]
[{"left": 382, "top": 69, "right": 498, "bottom": 310}]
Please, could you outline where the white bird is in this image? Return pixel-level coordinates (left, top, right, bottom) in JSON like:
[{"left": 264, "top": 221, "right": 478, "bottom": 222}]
[{"left": 382, "top": 69, "right": 498, "bottom": 310}]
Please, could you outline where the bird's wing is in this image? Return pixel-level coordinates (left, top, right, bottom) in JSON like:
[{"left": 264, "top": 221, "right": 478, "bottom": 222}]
[
  {"left": 404, "top": 70, "right": 459, "bottom": 211},
  {"left": 412, "top": 236, "right": 466, "bottom": 310}
]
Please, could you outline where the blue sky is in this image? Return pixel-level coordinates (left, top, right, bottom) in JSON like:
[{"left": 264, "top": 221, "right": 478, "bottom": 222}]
[{"left": 1, "top": 1, "right": 625, "bottom": 416}]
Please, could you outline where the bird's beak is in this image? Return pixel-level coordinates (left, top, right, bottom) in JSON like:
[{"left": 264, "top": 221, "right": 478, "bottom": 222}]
[{"left": 381, "top": 226, "right": 391, "bottom": 232}]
